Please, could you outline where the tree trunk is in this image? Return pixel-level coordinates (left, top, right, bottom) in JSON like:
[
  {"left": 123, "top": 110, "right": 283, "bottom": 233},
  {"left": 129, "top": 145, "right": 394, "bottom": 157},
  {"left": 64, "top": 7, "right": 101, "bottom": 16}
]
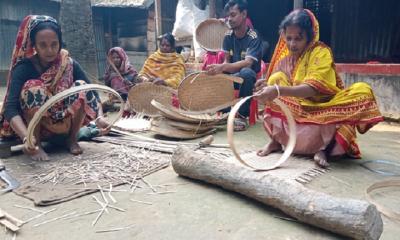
[
  {"left": 171, "top": 146, "right": 383, "bottom": 240},
  {"left": 60, "top": 0, "right": 98, "bottom": 78}
]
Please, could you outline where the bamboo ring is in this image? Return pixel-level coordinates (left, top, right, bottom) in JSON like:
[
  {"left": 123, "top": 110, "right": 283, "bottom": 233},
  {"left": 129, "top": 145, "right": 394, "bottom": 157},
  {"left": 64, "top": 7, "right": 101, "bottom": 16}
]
[
  {"left": 366, "top": 179, "right": 400, "bottom": 221},
  {"left": 227, "top": 96, "right": 297, "bottom": 171},
  {"left": 25, "top": 84, "right": 124, "bottom": 149}
]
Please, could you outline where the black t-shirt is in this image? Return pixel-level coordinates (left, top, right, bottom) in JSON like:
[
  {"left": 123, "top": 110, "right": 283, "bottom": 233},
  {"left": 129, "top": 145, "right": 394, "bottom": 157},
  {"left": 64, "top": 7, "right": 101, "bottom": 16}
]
[
  {"left": 4, "top": 58, "right": 89, "bottom": 121},
  {"left": 222, "top": 27, "right": 263, "bottom": 73}
]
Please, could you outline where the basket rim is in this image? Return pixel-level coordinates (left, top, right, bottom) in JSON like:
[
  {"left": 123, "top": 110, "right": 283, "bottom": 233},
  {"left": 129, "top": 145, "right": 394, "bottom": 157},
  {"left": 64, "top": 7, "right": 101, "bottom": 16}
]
[{"left": 195, "top": 18, "right": 229, "bottom": 52}]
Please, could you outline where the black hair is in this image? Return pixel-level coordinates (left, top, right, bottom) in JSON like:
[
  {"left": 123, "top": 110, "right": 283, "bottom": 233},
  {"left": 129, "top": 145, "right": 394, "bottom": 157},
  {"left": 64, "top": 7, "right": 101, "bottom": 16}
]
[
  {"left": 159, "top": 32, "right": 175, "bottom": 49},
  {"left": 29, "top": 21, "right": 63, "bottom": 50},
  {"left": 279, "top": 9, "right": 314, "bottom": 43},
  {"left": 224, "top": 0, "right": 248, "bottom": 13}
]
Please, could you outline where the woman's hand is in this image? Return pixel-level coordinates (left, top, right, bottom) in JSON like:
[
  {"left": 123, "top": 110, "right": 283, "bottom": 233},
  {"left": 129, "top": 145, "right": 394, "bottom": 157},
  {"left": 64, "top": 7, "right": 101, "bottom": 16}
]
[
  {"left": 254, "top": 86, "right": 279, "bottom": 103},
  {"left": 95, "top": 116, "right": 111, "bottom": 136},
  {"left": 23, "top": 136, "right": 39, "bottom": 155},
  {"left": 152, "top": 78, "right": 167, "bottom": 86},
  {"left": 254, "top": 78, "right": 267, "bottom": 92}
]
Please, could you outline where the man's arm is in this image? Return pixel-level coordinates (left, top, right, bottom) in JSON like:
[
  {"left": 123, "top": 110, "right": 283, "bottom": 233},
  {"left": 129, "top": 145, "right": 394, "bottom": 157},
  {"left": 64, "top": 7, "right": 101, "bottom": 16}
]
[{"left": 207, "top": 58, "right": 253, "bottom": 75}]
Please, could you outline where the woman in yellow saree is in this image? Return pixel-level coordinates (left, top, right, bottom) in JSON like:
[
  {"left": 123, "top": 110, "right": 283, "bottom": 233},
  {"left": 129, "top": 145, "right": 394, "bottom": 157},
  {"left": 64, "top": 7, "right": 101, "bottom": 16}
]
[
  {"left": 254, "top": 9, "right": 383, "bottom": 167},
  {"left": 138, "top": 33, "right": 185, "bottom": 89}
]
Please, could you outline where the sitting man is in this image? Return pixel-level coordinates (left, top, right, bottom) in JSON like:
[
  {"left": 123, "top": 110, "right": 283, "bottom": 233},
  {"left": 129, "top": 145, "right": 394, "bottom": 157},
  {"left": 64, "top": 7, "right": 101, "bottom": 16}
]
[{"left": 206, "top": 0, "right": 262, "bottom": 131}]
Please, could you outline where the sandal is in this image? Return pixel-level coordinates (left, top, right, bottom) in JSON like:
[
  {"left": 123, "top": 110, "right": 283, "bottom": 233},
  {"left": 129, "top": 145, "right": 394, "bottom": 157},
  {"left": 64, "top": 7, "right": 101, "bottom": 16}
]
[{"left": 234, "top": 117, "right": 249, "bottom": 132}]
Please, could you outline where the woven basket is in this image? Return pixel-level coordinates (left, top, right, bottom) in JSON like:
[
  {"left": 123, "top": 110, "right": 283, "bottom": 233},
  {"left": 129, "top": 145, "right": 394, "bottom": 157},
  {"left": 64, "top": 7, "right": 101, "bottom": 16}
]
[
  {"left": 178, "top": 72, "right": 243, "bottom": 112},
  {"left": 128, "top": 82, "right": 175, "bottom": 117},
  {"left": 151, "top": 100, "right": 228, "bottom": 124},
  {"left": 158, "top": 118, "right": 215, "bottom": 132},
  {"left": 195, "top": 18, "right": 229, "bottom": 52},
  {"left": 150, "top": 118, "right": 216, "bottom": 139}
]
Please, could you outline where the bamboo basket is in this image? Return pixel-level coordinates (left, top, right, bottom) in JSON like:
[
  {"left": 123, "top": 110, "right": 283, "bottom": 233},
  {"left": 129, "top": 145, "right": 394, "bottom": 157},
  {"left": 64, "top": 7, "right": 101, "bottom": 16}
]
[
  {"left": 178, "top": 72, "right": 243, "bottom": 112},
  {"left": 195, "top": 18, "right": 229, "bottom": 52},
  {"left": 151, "top": 99, "right": 228, "bottom": 124},
  {"left": 128, "top": 82, "right": 175, "bottom": 117},
  {"left": 150, "top": 118, "right": 216, "bottom": 139}
]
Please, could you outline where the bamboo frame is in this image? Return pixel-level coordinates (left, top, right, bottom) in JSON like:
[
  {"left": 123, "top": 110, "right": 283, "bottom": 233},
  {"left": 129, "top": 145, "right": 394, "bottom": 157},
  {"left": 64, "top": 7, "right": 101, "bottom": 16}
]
[
  {"left": 25, "top": 84, "right": 124, "bottom": 149},
  {"left": 227, "top": 96, "right": 297, "bottom": 171}
]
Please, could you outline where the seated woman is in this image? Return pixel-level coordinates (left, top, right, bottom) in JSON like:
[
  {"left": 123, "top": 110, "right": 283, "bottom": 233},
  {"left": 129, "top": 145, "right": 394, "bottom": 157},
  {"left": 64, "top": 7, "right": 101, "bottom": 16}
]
[
  {"left": 103, "top": 47, "right": 138, "bottom": 101},
  {"left": 137, "top": 32, "right": 185, "bottom": 89},
  {"left": 0, "top": 15, "right": 109, "bottom": 161},
  {"left": 254, "top": 9, "right": 383, "bottom": 167}
]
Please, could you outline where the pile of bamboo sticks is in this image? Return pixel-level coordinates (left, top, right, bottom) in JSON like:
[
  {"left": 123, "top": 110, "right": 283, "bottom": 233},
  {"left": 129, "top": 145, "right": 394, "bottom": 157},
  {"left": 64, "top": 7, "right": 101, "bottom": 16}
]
[{"left": 29, "top": 145, "right": 170, "bottom": 186}]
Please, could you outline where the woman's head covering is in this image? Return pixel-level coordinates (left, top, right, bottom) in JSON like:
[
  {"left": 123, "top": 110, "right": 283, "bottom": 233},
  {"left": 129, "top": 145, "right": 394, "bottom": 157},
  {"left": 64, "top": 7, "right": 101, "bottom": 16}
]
[
  {"left": 29, "top": 15, "right": 61, "bottom": 48},
  {"left": 106, "top": 47, "right": 137, "bottom": 76},
  {"left": 266, "top": 9, "right": 319, "bottom": 78},
  {"left": 11, "top": 15, "right": 60, "bottom": 70}
]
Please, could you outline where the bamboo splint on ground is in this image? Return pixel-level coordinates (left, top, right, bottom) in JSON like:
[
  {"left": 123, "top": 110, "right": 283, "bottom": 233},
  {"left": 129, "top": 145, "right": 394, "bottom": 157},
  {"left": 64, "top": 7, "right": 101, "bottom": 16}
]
[
  {"left": 0, "top": 208, "right": 24, "bottom": 232},
  {"left": 171, "top": 146, "right": 383, "bottom": 240}
]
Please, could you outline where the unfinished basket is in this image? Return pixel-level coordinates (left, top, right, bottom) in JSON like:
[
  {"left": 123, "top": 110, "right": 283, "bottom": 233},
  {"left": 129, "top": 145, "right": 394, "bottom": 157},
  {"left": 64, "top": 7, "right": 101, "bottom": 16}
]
[
  {"left": 150, "top": 118, "right": 216, "bottom": 139},
  {"left": 151, "top": 99, "right": 228, "bottom": 124},
  {"left": 128, "top": 82, "right": 175, "bottom": 117},
  {"left": 178, "top": 72, "right": 243, "bottom": 112},
  {"left": 195, "top": 18, "right": 229, "bottom": 52},
  {"left": 25, "top": 84, "right": 124, "bottom": 150}
]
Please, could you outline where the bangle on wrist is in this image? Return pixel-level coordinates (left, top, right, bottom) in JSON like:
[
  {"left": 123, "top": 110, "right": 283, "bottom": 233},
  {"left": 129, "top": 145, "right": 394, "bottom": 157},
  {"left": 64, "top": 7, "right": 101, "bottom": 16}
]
[
  {"left": 95, "top": 116, "right": 103, "bottom": 123},
  {"left": 274, "top": 84, "right": 281, "bottom": 98}
]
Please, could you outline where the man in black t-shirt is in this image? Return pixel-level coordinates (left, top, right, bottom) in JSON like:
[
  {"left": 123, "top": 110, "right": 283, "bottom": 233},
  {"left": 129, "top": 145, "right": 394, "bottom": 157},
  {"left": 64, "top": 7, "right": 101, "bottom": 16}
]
[{"left": 206, "top": 0, "right": 262, "bottom": 131}]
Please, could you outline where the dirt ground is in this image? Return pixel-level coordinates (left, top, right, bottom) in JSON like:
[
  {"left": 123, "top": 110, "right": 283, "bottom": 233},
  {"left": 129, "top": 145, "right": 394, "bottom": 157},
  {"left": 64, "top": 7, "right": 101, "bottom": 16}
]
[{"left": 0, "top": 119, "right": 399, "bottom": 240}]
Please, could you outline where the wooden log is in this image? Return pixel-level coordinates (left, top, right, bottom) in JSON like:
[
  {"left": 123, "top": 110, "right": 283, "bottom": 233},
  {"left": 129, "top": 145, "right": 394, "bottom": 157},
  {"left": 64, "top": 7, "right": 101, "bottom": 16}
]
[{"left": 171, "top": 146, "right": 383, "bottom": 240}]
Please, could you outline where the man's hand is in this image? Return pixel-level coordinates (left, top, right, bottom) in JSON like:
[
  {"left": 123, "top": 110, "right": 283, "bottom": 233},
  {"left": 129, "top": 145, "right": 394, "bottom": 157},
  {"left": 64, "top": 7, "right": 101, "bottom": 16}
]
[
  {"left": 206, "top": 64, "right": 224, "bottom": 75},
  {"left": 254, "top": 78, "right": 267, "bottom": 92}
]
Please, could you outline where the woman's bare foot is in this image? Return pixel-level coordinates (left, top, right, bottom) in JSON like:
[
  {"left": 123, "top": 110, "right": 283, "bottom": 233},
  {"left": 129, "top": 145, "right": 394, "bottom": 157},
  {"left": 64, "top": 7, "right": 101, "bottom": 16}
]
[
  {"left": 314, "top": 150, "right": 329, "bottom": 168},
  {"left": 68, "top": 141, "right": 83, "bottom": 155},
  {"left": 24, "top": 146, "right": 49, "bottom": 161},
  {"left": 257, "top": 141, "right": 282, "bottom": 157}
]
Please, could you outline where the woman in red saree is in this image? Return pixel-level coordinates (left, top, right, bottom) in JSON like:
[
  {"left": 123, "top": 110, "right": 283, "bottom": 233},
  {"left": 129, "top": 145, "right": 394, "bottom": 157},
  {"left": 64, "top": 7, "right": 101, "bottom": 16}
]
[
  {"left": 103, "top": 47, "right": 138, "bottom": 101},
  {"left": 254, "top": 9, "right": 383, "bottom": 167},
  {"left": 0, "top": 15, "right": 108, "bottom": 161}
]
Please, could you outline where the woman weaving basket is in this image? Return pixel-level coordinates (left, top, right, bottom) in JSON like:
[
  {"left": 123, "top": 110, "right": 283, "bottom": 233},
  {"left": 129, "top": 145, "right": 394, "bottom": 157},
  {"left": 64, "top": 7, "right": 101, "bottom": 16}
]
[
  {"left": 0, "top": 15, "right": 109, "bottom": 161},
  {"left": 137, "top": 33, "right": 186, "bottom": 89},
  {"left": 103, "top": 47, "right": 138, "bottom": 101},
  {"left": 254, "top": 9, "right": 383, "bottom": 168}
]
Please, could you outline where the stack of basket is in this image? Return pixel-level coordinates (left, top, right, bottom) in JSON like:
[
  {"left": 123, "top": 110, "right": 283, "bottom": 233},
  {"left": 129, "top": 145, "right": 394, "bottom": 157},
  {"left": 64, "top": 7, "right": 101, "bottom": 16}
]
[
  {"left": 127, "top": 15, "right": 240, "bottom": 140},
  {"left": 148, "top": 72, "right": 242, "bottom": 139}
]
